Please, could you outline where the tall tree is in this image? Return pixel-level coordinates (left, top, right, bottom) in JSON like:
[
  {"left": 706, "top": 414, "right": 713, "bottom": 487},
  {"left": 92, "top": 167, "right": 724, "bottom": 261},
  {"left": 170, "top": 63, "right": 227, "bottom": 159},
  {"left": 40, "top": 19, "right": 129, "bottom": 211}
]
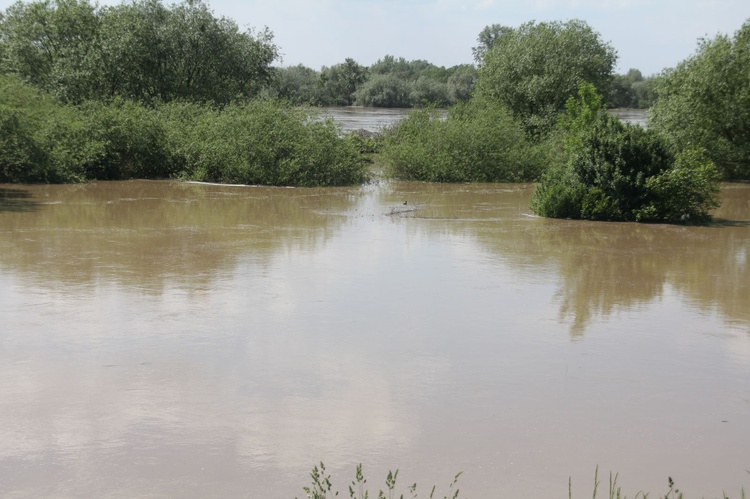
[
  {"left": 471, "top": 24, "right": 512, "bottom": 64},
  {"left": 0, "top": 0, "right": 279, "bottom": 104},
  {"left": 650, "top": 19, "right": 750, "bottom": 179},
  {"left": 0, "top": 0, "right": 100, "bottom": 101},
  {"left": 318, "top": 58, "right": 367, "bottom": 106},
  {"left": 476, "top": 20, "right": 617, "bottom": 137}
]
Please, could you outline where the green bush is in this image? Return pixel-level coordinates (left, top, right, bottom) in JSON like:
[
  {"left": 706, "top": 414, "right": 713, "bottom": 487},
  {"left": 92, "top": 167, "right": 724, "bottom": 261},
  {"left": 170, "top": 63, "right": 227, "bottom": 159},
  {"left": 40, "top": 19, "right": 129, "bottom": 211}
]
[
  {"left": 476, "top": 20, "right": 617, "bottom": 138},
  {"left": 78, "top": 99, "right": 174, "bottom": 180},
  {"left": 166, "top": 99, "right": 366, "bottom": 186},
  {"left": 382, "top": 98, "right": 554, "bottom": 182},
  {"left": 532, "top": 84, "right": 722, "bottom": 223},
  {"left": 0, "top": 75, "right": 95, "bottom": 182},
  {"left": 0, "top": 76, "right": 367, "bottom": 186}
]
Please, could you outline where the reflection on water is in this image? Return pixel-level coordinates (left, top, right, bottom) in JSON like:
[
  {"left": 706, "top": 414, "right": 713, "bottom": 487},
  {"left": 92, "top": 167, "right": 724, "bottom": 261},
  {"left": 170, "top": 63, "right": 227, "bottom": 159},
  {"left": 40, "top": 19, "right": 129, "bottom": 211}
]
[
  {"left": 0, "top": 180, "right": 748, "bottom": 498},
  {"left": 0, "top": 187, "right": 38, "bottom": 213}
]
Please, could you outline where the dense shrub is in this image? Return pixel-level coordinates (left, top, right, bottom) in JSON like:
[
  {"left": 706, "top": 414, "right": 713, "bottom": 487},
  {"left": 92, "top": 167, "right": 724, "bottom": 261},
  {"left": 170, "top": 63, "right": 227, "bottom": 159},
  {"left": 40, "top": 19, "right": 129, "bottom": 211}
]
[
  {"left": 78, "top": 99, "right": 174, "bottom": 179},
  {"left": 0, "top": 75, "right": 95, "bottom": 182},
  {"left": 0, "top": 76, "right": 367, "bottom": 186},
  {"left": 531, "top": 84, "right": 721, "bottom": 223},
  {"left": 164, "top": 99, "right": 367, "bottom": 186},
  {"left": 382, "top": 98, "right": 555, "bottom": 182}
]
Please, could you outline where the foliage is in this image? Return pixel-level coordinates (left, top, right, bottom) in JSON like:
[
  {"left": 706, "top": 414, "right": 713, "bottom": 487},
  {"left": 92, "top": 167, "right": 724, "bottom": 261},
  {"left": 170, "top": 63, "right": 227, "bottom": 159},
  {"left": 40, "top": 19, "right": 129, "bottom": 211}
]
[
  {"left": 409, "top": 75, "right": 449, "bottom": 107},
  {"left": 354, "top": 73, "right": 413, "bottom": 108},
  {"left": 346, "top": 129, "right": 383, "bottom": 155},
  {"left": 531, "top": 83, "right": 721, "bottom": 223},
  {"left": 299, "top": 464, "right": 747, "bottom": 499},
  {"left": 606, "top": 69, "right": 656, "bottom": 109},
  {"left": 77, "top": 99, "right": 174, "bottom": 179},
  {"left": 268, "top": 58, "right": 474, "bottom": 108},
  {"left": 0, "top": 0, "right": 279, "bottom": 104},
  {"left": 162, "top": 99, "right": 366, "bottom": 186},
  {"left": 0, "top": 75, "right": 366, "bottom": 186},
  {"left": 471, "top": 23, "right": 513, "bottom": 64},
  {"left": 650, "top": 19, "right": 750, "bottom": 179},
  {"left": 296, "top": 462, "right": 464, "bottom": 499},
  {"left": 369, "top": 55, "right": 431, "bottom": 80},
  {"left": 318, "top": 58, "right": 369, "bottom": 106},
  {"left": 0, "top": 74, "right": 95, "bottom": 182},
  {"left": 0, "top": 0, "right": 100, "bottom": 101},
  {"left": 382, "top": 97, "right": 555, "bottom": 182},
  {"left": 273, "top": 64, "right": 321, "bottom": 105},
  {"left": 446, "top": 65, "right": 477, "bottom": 103},
  {"left": 635, "top": 147, "right": 722, "bottom": 223},
  {"left": 476, "top": 20, "right": 617, "bottom": 137}
]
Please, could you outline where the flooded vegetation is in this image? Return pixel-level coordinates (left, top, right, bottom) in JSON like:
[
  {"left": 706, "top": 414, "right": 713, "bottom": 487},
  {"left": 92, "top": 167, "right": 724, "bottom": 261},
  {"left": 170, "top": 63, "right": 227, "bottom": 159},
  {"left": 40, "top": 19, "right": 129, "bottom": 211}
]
[
  {"left": 1, "top": 1, "right": 749, "bottom": 496},
  {"left": 1, "top": 180, "right": 748, "bottom": 498}
]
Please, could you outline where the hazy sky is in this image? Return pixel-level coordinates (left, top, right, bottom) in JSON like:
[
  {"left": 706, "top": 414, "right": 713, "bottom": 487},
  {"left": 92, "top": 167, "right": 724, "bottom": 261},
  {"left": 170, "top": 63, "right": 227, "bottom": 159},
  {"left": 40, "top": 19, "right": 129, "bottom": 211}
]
[{"left": 2, "top": 0, "right": 748, "bottom": 75}]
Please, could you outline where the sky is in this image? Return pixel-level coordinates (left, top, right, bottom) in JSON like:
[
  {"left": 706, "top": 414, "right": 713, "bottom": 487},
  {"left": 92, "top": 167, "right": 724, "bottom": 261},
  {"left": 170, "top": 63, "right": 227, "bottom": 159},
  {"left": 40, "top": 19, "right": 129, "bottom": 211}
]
[{"left": 2, "top": 0, "right": 748, "bottom": 75}]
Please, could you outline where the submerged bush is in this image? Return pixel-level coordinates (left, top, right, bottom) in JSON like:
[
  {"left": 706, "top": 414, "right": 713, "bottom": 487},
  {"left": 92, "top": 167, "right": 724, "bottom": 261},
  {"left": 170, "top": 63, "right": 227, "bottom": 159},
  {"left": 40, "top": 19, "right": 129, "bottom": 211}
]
[
  {"left": 165, "top": 99, "right": 366, "bottom": 186},
  {"left": 0, "top": 76, "right": 366, "bottom": 186},
  {"left": 0, "top": 75, "right": 96, "bottom": 183},
  {"left": 382, "top": 98, "right": 555, "bottom": 182},
  {"left": 531, "top": 84, "right": 721, "bottom": 223},
  {"left": 78, "top": 99, "right": 175, "bottom": 180}
]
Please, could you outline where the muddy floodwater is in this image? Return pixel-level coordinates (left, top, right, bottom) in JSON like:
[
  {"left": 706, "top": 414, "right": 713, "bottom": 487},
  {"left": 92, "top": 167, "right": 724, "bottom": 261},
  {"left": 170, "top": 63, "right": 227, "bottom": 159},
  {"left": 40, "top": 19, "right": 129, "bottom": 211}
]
[
  {"left": 324, "top": 106, "right": 647, "bottom": 132},
  {"left": 0, "top": 180, "right": 749, "bottom": 498}
]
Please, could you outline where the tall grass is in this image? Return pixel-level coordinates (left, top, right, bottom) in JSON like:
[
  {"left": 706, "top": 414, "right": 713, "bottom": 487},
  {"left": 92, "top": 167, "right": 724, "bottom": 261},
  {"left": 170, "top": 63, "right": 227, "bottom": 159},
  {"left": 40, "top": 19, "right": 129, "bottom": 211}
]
[{"left": 297, "top": 463, "right": 747, "bottom": 499}]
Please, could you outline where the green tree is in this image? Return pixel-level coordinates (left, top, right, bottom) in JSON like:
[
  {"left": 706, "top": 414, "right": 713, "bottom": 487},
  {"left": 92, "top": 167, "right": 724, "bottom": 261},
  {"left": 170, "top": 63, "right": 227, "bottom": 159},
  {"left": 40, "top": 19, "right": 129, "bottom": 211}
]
[
  {"left": 369, "top": 55, "right": 426, "bottom": 79},
  {"left": 532, "top": 83, "right": 721, "bottom": 223},
  {"left": 272, "top": 64, "right": 320, "bottom": 105},
  {"left": 409, "top": 75, "right": 448, "bottom": 107},
  {"left": 0, "top": 0, "right": 100, "bottom": 102},
  {"left": 353, "top": 73, "right": 412, "bottom": 107},
  {"left": 0, "top": 0, "right": 279, "bottom": 104},
  {"left": 317, "top": 58, "right": 367, "bottom": 105},
  {"left": 650, "top": 19, "right": 750, "bottom": 179},
  {"left": 164, "top": 99, "right": 365, "bottom": 186},
  {"left": 446, "top": 64, "right": 477, "bottom": 103},
  {"left": 471, "top": 24, "right": 512, "bottom": 64},
  {"left": 90, "top": 0, "right": 277, "bottom": 103},
  {"left": 476, "top": 20, "right": 617, "bottom": 137},
  {"left": 607, "top": 69, "right": 656, "bottom": 109}
]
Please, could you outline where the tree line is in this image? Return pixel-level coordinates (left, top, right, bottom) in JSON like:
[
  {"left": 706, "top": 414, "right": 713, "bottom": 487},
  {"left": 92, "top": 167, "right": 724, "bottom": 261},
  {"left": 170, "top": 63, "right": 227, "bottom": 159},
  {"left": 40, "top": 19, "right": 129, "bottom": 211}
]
[
  {"left": 1, "top": 0, "right": 748, "bottom": 224},
  {"left": 0, "top": 0, "right": 648, "bottom": 110},
  {"left": 270, "top": 56, "right": 478, "bottom": 108},
  {"left": 0, "top": 0, "right": 278, "bottom": 104}
]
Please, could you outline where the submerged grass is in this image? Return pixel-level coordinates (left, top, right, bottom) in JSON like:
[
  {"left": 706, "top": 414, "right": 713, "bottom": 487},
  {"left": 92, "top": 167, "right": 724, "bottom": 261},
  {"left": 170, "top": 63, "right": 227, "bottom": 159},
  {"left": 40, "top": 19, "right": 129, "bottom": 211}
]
[{"left": 297, "top": 464, "right": 747, "bottom": 499}]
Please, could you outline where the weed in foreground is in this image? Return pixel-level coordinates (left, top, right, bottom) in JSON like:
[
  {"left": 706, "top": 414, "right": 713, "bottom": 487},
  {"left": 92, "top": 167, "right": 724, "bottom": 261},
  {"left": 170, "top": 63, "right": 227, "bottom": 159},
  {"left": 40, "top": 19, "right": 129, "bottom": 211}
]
[
  {"left": 296, "top": 462, "right": 463, "bottom": 499},
  {"left": 299, "top": 463, "right": 746, "bottom": 499}
]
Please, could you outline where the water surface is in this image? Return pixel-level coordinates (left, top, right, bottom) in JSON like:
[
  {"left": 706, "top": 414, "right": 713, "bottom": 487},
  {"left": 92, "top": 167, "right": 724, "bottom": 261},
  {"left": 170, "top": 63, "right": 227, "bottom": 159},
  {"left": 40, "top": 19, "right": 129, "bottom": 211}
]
[
  {"left": 1, "top": 180, "right": 748, "bottom": 498},
  {"left": 324, "top": 106, "right": 648, "bottom": 131}
]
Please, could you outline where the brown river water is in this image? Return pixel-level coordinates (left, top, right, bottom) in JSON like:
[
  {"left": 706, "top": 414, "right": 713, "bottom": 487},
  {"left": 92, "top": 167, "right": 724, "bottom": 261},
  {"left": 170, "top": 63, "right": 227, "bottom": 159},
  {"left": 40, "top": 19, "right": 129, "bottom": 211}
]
[{"left": 0, "top": 180, "right": 748, "bottom": 498}]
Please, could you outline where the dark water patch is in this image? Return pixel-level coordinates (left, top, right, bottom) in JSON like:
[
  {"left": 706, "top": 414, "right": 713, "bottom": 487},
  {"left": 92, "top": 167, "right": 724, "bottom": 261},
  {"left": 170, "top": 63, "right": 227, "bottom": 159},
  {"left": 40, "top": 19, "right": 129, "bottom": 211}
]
[{"left": 0, "top": 187, "right": 38, "bottom": 212}]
